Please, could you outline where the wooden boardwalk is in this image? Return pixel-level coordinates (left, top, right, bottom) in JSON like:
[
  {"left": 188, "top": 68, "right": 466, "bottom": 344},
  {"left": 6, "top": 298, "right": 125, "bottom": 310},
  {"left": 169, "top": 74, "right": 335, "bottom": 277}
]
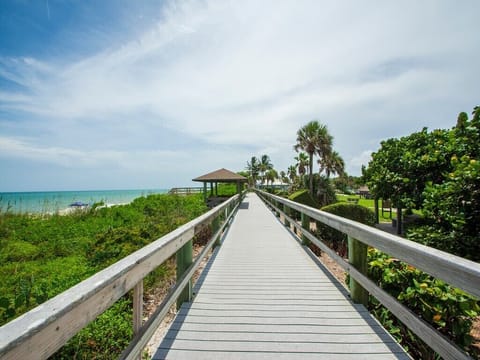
[{"left": 153, "top": 193, "right": 409, "bottom": 359}]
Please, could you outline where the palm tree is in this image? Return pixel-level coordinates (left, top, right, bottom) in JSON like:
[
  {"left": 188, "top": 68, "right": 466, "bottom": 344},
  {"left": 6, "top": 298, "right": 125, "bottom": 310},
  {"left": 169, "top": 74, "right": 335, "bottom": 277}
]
[
  {"left": 319, "top": 150, "right": 345, "bottom": 179},
  {"left": 294, "top": 152, "right": 309, "bottom": 177},
  {"left": 265, "top": 169, "right": 278, "bottom": 188},
  {"left": 280, "top": 170, "right": 289, "bottom": 184},
  {"left": 287, "top": 165, "right": 297, "bottom": 184},
  {"left": 294, "top": 121, "right": 332, "bottom": 195},
  {"left": 259, "top": 154, "right": 273, "bottom": 185},
  {"left": 246, "top": 156, "right": 260, "bottom": 187}
]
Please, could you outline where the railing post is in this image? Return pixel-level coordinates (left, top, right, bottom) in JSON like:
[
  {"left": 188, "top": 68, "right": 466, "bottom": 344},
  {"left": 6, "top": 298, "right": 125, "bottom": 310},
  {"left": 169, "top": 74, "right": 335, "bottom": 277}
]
[
  {"left": 212, "top": 213, "right": 221, "bottom": 247},
  {"left": 176, "top": 240, "right": 193, "bottom": 309},
  {"left": 348, "top": 236, "right": 368, "bottom": 306},
  {"left": 132, "top": 281, "right": 143, "bottom": 360},
  {"left": 301, "top": 212, "right": 310, "bottom": 246},
  {"left": 283, "top": 203, "right": 290, "bottom": 228}
]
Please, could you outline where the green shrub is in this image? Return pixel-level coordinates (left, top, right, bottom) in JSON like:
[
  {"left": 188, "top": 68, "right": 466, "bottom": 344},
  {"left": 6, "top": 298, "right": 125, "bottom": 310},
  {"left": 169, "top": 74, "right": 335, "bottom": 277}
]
[
  {"left": 288, "top": 190, "right": 319, "bottom": 221},
  {"left": 288, "top": 189, "right": 319, "bottom": 208},
  {"left": 0, "top": 240, "right": 40, "bottom": 262},
  {"left": 0, "top": 193, "right": 209, "bottom": 358},
  {"left": 51, "top": 298, "right": 133, "bottom": 359},
  {"left": 368, "top": 249, "right": 479, "bottom": 359},
  {"left": 316, "top": 203, "right": 375, "bottom": 256}
]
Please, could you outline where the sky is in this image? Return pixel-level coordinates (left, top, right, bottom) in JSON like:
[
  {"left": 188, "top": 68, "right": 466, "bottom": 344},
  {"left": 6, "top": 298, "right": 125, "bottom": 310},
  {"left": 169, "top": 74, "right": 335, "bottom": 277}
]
[{"left": 0, "top": 0, "right": 479, "bottom": 192}]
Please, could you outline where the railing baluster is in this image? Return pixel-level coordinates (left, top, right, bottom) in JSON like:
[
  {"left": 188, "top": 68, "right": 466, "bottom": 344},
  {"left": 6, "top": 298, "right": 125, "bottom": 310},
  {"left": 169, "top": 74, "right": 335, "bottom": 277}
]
[
  {"left": 347, "top": 236, "right": 368, "bottom": 306},
  {"left": 212, "top": 213, "right": 221, "bottom": 247},
  {"left": 176, "top": 240, "right": 193, "bottom": 309},
  {"left": 301, "top": 213, "right": 310, "bottom": 246},
  {"left": 283, "top": 203, "right": 290, "bottom": 228},
  {"left": 132, "top": 281, "right": 143, "bottom": 360}
]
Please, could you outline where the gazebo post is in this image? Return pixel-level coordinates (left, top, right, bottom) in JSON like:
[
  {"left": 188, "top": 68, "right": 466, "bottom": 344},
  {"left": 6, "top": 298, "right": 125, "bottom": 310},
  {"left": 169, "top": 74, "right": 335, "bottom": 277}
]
[{"left": 203, "top": 182, "right": 207, "bottom": 201}]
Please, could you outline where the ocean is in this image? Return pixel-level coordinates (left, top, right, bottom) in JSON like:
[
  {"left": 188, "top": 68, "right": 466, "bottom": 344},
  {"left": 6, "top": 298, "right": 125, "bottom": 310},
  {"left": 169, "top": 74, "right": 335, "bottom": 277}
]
[{"left": 0, "top": 189, "right": 168, "bottom": 214}]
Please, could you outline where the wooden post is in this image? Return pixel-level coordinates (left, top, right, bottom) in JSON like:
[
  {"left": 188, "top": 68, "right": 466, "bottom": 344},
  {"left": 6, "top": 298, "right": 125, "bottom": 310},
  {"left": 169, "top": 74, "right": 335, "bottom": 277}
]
[
  {"left": 283, "top": 203, "right": 290, "bottom": 228},
  {"left": 212, "top": 214, "right": 221, "bottom": 247},
  {"left": 176, "top": 240, "right": 193, "bottom": 309},
  {"left": 132, "top": 281, "right": 143, "bottom": 360},
  {"left": 348, "top": 236, "right": 368, "bottom": 306},
  {"left": 396, "top": 207, "right": 402, "bottom": 235},
  {"left": 133, "top": 281, "right": 143, "bottom": 333},
  {"left": 374, "top": 198, "right": 379, "bottom": 224},
  {"left": 301, "top": 213, "right": 310, "bottom": 246}
]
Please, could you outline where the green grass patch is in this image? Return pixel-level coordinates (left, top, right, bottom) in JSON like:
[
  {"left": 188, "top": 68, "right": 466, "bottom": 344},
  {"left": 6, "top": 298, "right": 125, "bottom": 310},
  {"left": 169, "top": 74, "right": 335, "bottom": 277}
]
[{"left": 336, "top": 194, "right": 395, "bottom": 222}]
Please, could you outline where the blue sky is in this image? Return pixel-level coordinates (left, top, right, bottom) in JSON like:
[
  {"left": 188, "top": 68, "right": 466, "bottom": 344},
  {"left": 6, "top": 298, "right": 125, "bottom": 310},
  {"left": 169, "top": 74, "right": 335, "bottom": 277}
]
[{"left": 1, "top": 0, "right": 479, "bottom": 191}]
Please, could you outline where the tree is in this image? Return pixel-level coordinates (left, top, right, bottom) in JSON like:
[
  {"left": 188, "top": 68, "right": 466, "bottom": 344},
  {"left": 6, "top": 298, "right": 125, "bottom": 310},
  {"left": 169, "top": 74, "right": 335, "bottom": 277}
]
[
  {"left": 246, "top": 156, "right": 260, "bottom": 187},
  {"left": 363, "top": 128, "right": 451, "bottom": 209},
  {"left": 265, "top": 169, "right": 278, "bottom": 188},
  {"left": 258, "top": 154, "right": 273, "bottom": 185},
  {"left": 287, "top": 165, "right": 297, "bottom": 184},
  {"left": 319, "top": 150, "right": 345, "bottom": 179},
  {"left": 294, "top": 121, "right": 332, "bottom": 196},
  {"left": 363, "top": 107, "right": 480, "bottom": 260},
  {"left": 279, "top": 171, "right": 289, "bottom": 184},
  {"left": 294, "top": 152, "right": 309, "bottom": 176}
]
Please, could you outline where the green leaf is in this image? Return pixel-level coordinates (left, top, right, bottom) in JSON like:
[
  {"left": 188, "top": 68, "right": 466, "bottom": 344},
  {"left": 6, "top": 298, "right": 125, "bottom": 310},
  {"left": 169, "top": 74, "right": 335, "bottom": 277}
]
[{"left": 0, "top": 297, "right": 10, "bottom": 309}]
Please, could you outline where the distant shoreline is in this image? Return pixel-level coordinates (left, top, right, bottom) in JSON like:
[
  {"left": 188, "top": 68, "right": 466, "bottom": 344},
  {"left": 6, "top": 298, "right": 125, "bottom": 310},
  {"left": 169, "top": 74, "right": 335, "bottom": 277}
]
[{"left": 0, "top": 189, "right": 168, "bottom": 214}]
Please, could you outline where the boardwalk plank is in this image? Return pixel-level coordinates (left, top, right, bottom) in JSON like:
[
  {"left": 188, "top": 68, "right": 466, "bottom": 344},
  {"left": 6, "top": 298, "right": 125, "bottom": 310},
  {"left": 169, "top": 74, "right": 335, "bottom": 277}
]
[{"left": 153, "top": 193, "right": 409, "bottom": 359}]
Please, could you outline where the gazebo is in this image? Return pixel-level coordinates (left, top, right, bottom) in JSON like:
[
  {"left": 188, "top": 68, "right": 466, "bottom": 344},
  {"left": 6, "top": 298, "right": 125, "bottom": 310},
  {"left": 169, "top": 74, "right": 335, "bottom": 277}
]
[{"left": 192, "top": 168, "right": 247, "bottom": 206}]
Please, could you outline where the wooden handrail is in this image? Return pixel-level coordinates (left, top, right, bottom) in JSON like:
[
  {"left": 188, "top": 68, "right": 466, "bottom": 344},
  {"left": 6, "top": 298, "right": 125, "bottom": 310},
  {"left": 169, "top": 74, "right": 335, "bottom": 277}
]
[
  {"left": 256, "top": 190, "right": 480, "bottom": 360},
  {"left": 0, "top": 192, "right": 244, "bottom": 360},
  {"left": 168, "top": 187, "right": 204, "bottom": 194}
]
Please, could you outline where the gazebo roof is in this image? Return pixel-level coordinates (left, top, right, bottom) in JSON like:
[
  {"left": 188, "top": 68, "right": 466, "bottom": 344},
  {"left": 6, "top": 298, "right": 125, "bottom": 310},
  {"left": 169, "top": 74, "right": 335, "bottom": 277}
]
[{"left": 192, "top": 168, "right": 247, "bottom": 183}]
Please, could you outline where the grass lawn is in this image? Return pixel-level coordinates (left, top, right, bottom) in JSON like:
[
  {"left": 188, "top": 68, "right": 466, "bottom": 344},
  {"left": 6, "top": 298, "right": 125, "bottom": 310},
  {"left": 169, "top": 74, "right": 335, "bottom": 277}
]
[{"left": 336, "top": 194, "right": 395, "bottom": 223}]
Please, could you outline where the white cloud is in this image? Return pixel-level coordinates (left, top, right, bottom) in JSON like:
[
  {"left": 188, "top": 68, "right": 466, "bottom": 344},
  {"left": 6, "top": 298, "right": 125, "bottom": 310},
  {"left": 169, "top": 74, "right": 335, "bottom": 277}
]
[
  {"left": 0, "top": 136, "right": 181, "bottom": 170},
  {"left": 1, "top": 0, "right": 479, "bottom": 189}
]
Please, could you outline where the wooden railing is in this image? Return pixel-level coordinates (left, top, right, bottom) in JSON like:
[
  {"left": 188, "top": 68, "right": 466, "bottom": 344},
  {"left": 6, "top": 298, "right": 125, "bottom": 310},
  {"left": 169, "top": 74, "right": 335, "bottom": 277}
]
[
  {"left": 256, "top": 190, "right": 480, "bottom": 360},
  {"left": 168, "top": 187, "right": 204, "bottom": 195},
  {"left": 0, "top": 192, "right": 245, "bottom": 360}
]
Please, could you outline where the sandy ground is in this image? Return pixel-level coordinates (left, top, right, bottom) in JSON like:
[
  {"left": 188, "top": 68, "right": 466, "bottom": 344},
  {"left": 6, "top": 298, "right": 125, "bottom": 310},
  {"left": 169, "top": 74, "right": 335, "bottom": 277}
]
[{"left": 144, "top": 244, "right": 213, "bottom": 358}]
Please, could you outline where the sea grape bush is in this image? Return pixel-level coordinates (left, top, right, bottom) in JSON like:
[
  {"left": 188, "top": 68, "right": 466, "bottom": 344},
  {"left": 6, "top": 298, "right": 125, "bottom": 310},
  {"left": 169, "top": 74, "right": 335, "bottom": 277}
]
[
  {"left": 363, "top": 108, "right": 480, "bottom": 261},
  {"left": 367, "top": 249, "right": 479, "bottom": 359}
]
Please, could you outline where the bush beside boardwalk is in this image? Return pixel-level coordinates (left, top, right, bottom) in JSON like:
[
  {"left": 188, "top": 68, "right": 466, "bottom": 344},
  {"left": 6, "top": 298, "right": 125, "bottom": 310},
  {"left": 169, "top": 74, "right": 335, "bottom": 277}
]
[{"left": 0, "top": 193, "right": 208, "bottom": 359}]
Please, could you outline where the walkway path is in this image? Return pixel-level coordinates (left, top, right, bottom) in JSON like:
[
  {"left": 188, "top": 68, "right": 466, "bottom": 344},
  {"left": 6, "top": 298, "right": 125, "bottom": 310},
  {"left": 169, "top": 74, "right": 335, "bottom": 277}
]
[{"left": 153, "top": 193, "right": 409, "bottom": 359}]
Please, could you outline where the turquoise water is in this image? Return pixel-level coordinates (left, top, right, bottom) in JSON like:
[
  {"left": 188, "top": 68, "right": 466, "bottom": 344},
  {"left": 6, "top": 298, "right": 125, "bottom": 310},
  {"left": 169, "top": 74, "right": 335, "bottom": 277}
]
[{"left": 0, "top": 189, "right": 168, "bottom": 214}]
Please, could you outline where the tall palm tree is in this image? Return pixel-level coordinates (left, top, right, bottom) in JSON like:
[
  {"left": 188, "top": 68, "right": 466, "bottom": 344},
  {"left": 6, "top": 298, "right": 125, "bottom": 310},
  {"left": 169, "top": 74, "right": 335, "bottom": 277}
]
[
  {"left": 319, "top": 150, "right": 345, "bottom": 179},
  {"left": 294, "top": 152, "right": 309, "bottom": 176},
  {"left": 287, "top": 165, "right": 297, "bottom": 184},
  {"left": 259, "top": 154, "right": 273, "bottom": 184},
  {"left": 265, "top": 169, "right": 278, "bottom": 187},
  {"left": 246, "top": 156, "right": 260, "bottom": 187},
  {"left": 294, "top": 120, "right": 332, "bottom": 195}
]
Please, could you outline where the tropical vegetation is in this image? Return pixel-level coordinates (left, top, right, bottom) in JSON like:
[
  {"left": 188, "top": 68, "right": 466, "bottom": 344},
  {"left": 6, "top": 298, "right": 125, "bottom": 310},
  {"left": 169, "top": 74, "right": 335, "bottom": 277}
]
[
  {"left": 0, "top": 194, "right": 209, "bottom": 358},
  {"left": 363, "top": 106, "right": 480, "bottom": 261},
  {"left": 245, "top": 108, "right": 480, "bottom": 358}
]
